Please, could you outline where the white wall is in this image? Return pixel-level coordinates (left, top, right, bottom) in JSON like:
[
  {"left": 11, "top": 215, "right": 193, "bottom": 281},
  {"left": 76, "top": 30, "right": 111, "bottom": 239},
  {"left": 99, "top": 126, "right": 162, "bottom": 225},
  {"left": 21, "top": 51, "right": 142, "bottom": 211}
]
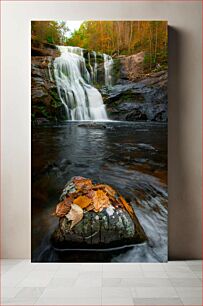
[{"left": 1, "top": 1, "right": 202, "bottom": 259}]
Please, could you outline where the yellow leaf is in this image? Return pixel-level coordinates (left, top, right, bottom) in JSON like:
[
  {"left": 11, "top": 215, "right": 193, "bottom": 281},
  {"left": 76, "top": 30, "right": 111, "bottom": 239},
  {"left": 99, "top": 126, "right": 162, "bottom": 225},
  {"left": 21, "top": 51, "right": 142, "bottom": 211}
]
[
  {"left": 94, "top": 184, "right": 116, "bottom": 197},
  {"left": 119, "top": 195, "right": 134, "bottom": 218},
  {"left": 92, "top": 190, "right": 110, "bottom": 212},
  {"left": 73, "top": 195, "right": 92, "bottom": 209}
]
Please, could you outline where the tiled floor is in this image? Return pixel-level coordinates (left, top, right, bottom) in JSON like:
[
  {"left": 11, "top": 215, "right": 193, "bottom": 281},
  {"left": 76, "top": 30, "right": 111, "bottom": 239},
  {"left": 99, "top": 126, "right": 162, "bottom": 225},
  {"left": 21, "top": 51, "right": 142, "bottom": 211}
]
[{"left": 1, "top": 260, "right": 202, "bottom": 305}]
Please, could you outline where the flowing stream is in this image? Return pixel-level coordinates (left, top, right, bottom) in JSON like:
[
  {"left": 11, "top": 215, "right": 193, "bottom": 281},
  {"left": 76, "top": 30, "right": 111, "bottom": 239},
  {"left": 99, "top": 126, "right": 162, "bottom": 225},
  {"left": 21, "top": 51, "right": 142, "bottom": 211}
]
[
  {"left": 103, "top": 53, "right": 114, "bottom": 87},
  {"left": 32, "top": 121, "right": 167, "bottom": 262},
  {"left": 53, "top": 46, "right": 108, "bottom": 121}
]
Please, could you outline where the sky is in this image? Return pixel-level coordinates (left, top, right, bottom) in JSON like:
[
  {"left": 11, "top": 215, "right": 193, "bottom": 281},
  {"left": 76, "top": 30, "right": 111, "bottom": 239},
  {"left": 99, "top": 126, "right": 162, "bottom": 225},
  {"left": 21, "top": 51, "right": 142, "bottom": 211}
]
[{"left": 65, "top": 21, "right": 83, "bottom": 37}]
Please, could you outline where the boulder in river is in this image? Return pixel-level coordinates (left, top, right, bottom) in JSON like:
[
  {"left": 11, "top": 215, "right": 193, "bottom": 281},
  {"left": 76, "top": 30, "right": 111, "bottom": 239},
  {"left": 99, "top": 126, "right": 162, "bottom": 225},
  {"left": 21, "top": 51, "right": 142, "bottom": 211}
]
[{"left": 51, "top": 177, "right": 147, "bottom": 249}]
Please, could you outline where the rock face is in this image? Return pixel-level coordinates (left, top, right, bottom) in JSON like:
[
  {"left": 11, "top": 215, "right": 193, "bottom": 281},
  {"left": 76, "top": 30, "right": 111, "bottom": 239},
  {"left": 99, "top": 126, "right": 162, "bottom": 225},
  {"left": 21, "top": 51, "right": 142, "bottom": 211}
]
[
  {"left": 119, "top": 51, "right": 145, "bottom": 81},
  {"left": 103, "top": 71, "right": 168, "bottom": 122},
  {"left": 31, "top": 55, "right": 66, "bottom": 121},
  {"left": 51, "top": 177, "right": 147, "bottom": 249}
]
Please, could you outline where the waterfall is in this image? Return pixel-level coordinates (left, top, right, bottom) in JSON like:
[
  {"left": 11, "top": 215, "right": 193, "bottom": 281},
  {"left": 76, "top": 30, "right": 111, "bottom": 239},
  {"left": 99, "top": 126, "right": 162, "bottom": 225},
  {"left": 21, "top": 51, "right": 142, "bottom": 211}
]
[
  {"left": 92, "top": 51, "right": 97, "bottom": 83},
  {"left": 103, "top": 54, "right": 113, "bottom": 87},
  {"left": 54, "top": 46, "right": 108, "bottom": 121}
]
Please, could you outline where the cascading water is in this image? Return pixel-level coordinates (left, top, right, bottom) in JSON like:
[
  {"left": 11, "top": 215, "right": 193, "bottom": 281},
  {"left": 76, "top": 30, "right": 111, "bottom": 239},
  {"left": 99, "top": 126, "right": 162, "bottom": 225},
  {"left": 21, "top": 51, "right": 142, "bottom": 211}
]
[
  {"left": 92, "top": 51, "right": 97, "bottom": 83},
  {"left": 103, "top": 53, "right": 114, "bottom": 87},
  {"left": 53, "top": 46, "right": 108, "bottom": 121}
]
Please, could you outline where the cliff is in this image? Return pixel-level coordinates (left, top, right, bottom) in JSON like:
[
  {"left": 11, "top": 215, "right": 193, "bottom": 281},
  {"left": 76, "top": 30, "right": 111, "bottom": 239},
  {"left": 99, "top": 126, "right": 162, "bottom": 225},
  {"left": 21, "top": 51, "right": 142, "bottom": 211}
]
[{"left": 31, "top": 43, "right": 167, "bottom": 122}]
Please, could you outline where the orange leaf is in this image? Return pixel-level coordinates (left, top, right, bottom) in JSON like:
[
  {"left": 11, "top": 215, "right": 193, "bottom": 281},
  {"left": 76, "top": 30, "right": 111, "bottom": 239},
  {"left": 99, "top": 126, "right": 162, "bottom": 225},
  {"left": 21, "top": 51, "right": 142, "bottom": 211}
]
[
  {"left": 119, "top": 195, "right": 134, "bottom": 218},
  {"left": 73, "top": 195, "right": 92, "bottom": 209},
  {"left": 86, "top": 204, "right": 95, "bottom": 211},
  {"left": 94, "top": 184, "right": 116, "bottom": 197},
  {"left": 55, "top": 198, "right": 72, "bottom": 217},
  {"left": 92, "top": 190, "right": 110, "bottom": 212},
  {"left": 74, "top": 177, "right": 93, "bottom": 191}
]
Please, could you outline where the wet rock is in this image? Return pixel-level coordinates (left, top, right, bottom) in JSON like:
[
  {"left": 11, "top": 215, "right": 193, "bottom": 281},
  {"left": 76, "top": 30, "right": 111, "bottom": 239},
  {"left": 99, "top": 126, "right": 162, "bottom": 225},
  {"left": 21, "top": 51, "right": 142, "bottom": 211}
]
[
  {"left": 31, "top": 56, "right": 66, "bottom": 121},
  {"left": 51, "top": 177, "right": 147, "bottom": 249},
  {"left": 103, "top": 71, "right": 167, "bottom": 122},
  {"left": 78, "top": 122, "right": 107, "bottom": 129}
]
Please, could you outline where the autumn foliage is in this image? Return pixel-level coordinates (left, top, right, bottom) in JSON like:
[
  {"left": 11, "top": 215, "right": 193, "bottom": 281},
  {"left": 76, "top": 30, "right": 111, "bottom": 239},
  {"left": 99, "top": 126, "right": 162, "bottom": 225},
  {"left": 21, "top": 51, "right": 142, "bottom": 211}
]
[
  {"left": 54, "top": 177, "right": 136, "bottom": 228},
  {"left": 32, "top": 21, "right": 168, "bottom": 73},
  {"left": 67, "top": 21, "right": 168, "bottom": 71}
]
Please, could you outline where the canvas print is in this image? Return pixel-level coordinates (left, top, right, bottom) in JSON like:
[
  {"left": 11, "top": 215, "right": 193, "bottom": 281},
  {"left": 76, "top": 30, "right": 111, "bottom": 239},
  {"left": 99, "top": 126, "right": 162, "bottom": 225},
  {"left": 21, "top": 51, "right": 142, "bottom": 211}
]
[{"left": 31, "top": 21, "right": 168, "bottom": 262}]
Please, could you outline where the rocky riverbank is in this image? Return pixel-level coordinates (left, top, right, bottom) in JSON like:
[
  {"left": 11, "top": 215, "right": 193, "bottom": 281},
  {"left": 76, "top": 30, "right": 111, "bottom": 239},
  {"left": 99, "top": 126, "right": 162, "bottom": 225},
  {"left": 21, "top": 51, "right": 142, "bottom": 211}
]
[{"left": 103, "top": 71, "right": 167, "bottom": 121}]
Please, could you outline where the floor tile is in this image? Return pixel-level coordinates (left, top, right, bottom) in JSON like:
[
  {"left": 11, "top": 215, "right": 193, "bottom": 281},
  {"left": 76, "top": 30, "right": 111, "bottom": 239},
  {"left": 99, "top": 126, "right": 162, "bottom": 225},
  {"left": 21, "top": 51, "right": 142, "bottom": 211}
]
[
  {"left": 102, "top": 287, "right": 132, "bottom": 298},
  {"left": 164, "top": 265, "right": 192, "bottom": 273},
  {"left": 103, "top": 264, "right": 142, "bottom": 273},
  {"left": 180, "top": 296, "right": 202, "bottom": 305},
  {"left": 17, "top": 271, "right": 55, "bottom": 287},
  {"left": 81, "top": 264, "right": 103, "bottom": 272},
  {"left": 75, "top": 276, "right": 102, "bottom": 287},
  {"left": 2, "top": 262, "right": 35, "bottom": 287},
  {"left": 135, "top": 286, "right": 178, "bottom": 298},
  {"left": 193, "top": 271, "right": 202, "bottom": 279},
  {"left": 166, "top": 271, "right": 197, "bottom": 279},
  {"left": 47, "top": 277, "right": 77, "bottom": 288},
  {"left": 35, "top": 297, "right": 102, "bottom": 305},
  {"left": 54, "top": 270, "right": 80, "bottom": 278},
  {"left": 170, "top": 277, "right": 202, "bottom": 287},
  {"left": 133, "top": 297, "right": 183, "bottom": 305},
  {"left": 175, "top": 287, "right": 202, "bottom": 298},
  {"left": 2, "top": 296, "right": 38, "bottom": 305},
  {"left": 140, "top": 263, "right": 165, "bottom": 272},
  {"left": 102, "top": 297, "right": 134, "bottom": 305},
  {"left": 41, "top": 287, "right": 101, "bottom": 298},
  {"left": 142, "top": 271, "right": 168, "bottom": 278},
  {"left": 1, "top": 259, "right": 202, "bottom": 306},
  {"left": 186, "top": 260, "right": 202, "bottom": 265},
  {"left": 32, "top": 264, "right": 60, "bottom": 272},
  {"left": 103, "top": 270, "right": 144, "bottom": 278},
  {"left": 15, "top": 287, "right": 45, "bottom": 298},
  {"left": 123, "top": 277, "right": 172, "bottom": 287},
  {"left": 102, "top": 278, "right": 122, "bottom": 287},
  {"left": 188, "top": 265, "right": 202, "bottom": 272}
]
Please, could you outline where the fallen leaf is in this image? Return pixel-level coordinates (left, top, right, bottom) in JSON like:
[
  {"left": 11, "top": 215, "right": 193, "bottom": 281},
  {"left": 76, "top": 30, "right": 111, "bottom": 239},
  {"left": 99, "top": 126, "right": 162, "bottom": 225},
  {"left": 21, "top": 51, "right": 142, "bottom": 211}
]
[
  {"left": 74, "top": 177, "right": 93, "bottom": 191},
  {"left": 119, "top": 195, "right": 134, "bottom": 218},
  {"left": 85, "top": 204, "right": 95, "bottom": 211},
  {"left": 65, "top": 204, "right": 83, "bottom": 229},
  {"left": 73, "top": 195, "right": 92, "bottom": 209},
  {"left": 92, "top": 190, "right": 110, "bottom": 212},
  {"left": 55, "top": 197, "right": 72, "bottom": 217},
  {"left": 94, "top": 184, "right": 116, "bottom": 197},
  {"left": 86, "top": 190, "right": 94, "bottom": 198}
]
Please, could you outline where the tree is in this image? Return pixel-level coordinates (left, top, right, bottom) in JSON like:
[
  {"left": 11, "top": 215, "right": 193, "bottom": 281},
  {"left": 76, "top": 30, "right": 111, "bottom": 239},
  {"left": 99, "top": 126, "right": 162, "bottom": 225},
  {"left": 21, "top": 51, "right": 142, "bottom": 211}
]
[{"left": 31, "top": 21, "right": 69, "bottom": 45}]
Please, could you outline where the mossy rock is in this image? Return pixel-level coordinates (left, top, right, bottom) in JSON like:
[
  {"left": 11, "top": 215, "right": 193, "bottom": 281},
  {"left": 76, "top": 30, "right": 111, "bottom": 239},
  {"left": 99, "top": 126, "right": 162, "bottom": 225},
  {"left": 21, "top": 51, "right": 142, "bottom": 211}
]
[
  {"left": 52, "top": 206, "right": 147, "bottom": 249},
  {"left": 51, "top": 177, "right": 147, "bottom": 250}
]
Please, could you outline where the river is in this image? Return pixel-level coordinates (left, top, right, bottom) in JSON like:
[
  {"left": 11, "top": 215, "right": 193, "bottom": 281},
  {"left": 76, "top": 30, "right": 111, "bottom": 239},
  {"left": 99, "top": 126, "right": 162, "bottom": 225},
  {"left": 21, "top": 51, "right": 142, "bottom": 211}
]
[{"left": 32, "top": 121, "right": 167, "bottom": 262}]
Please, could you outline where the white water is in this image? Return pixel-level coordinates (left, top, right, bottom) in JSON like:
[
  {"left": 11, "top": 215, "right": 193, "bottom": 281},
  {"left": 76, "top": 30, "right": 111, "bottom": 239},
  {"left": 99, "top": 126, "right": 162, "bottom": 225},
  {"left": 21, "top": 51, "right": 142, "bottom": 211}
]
[
  {"left": 103, "top": 53, "right": 114, "bottom": 87},
  {"left": 92, "top": 51, "right": 97, "bottom": 83},
  {"left": 54, "top": 46, "right": 108, "bottom": 121}
]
